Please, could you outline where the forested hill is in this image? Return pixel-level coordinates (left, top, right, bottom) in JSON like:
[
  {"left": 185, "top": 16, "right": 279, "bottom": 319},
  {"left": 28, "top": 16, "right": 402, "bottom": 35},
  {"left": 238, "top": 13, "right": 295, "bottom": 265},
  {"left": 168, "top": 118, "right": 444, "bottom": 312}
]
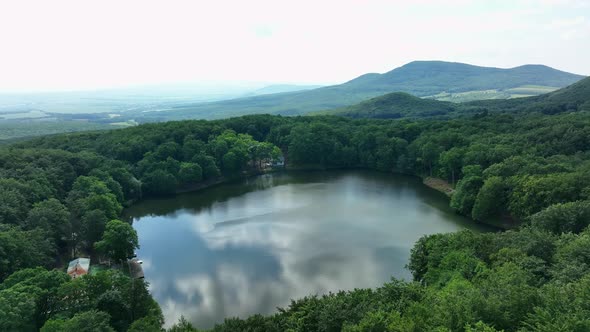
[
  {"left": 466, "top": 75, "right": 590, "bottom": 114},
  {"left": 543, "top": 74, "right": 590, "bottom": 106},
  {"left": 315, "top": 92, "right": 457, "bottom": 119},
  {"left": 320, "top": 75, "right": 590, "bottom": 120},
  {"left": 343, "top": 61, "right": 583, "bottom": 95},
  {"left": 133, "top": 61, "right": 584, "bottom": 121}
]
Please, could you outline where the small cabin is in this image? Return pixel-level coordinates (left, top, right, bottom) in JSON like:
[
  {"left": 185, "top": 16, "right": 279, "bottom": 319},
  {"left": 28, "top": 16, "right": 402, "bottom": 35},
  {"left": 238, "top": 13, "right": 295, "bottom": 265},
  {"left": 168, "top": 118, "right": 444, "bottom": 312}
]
[{"left": 67, "top": 258, "right": 90, "bottom": 279}]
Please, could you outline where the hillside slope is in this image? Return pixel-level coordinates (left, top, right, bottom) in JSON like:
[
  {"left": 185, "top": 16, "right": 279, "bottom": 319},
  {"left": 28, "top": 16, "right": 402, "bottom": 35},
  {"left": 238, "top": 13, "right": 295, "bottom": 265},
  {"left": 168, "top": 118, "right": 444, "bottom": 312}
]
[
  {"left": 347, "top": 61, "right": 581, "bottom": 95},
  {"left": 466, "top": 76, "right": 590, "bottom": 114},
  {"left": 542, "top": 75, "right": 590, "bottom": 108},
  {"left": 135, "top": 61, "right": 584, "bottom": 121},
  {"left": 320, "top": 76, "right": 590, "bottom": 120},
  {"left": 317, "top": 92, "right": 457, "bottom": 119}
]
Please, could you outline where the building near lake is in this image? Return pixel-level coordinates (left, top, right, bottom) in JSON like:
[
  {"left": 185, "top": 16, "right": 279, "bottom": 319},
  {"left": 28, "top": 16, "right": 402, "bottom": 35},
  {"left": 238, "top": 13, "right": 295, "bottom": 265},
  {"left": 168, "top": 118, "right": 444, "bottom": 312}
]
[{"left": 67, "top": 257, "right": 90, "bottom": 279}]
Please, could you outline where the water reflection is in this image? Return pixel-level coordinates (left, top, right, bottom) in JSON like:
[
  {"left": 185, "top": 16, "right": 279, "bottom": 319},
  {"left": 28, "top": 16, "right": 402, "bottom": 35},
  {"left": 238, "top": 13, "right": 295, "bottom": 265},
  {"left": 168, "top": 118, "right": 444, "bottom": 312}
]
[{"left": 126, "top": 171, "right": 490, "bottom": 328}]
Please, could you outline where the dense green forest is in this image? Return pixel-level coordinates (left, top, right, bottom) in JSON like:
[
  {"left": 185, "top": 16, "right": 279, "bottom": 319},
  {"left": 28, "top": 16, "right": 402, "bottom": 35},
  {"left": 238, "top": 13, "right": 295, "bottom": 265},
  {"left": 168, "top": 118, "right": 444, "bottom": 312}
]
[{"left": 1, "top": 74, "right": 590, "bottom": 331}]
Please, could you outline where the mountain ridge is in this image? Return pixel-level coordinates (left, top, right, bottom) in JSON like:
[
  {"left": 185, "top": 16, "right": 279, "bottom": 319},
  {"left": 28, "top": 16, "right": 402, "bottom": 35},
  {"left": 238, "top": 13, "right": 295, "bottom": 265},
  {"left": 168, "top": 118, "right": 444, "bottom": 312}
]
[
  {"left": 140, "top": 60, "right": 584, "bottom": 121},
  {"left": 346, "top": 60, "right": 583, "bottom": 95},
  {"left": 326, "top": 75, "right": 590, "bottom": 119}
]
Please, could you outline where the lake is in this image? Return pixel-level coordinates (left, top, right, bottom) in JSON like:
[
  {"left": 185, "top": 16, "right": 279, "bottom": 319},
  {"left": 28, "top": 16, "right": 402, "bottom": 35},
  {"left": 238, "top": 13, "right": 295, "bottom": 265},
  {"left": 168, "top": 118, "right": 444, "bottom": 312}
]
[{"left": 125, "top": 170, "right": 493, "bottom": 328}]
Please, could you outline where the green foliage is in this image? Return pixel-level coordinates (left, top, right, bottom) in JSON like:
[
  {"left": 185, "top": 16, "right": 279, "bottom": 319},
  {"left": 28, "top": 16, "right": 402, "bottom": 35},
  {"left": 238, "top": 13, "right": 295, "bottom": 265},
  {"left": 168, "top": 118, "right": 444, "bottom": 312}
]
[
  {"left": 0, "top": 287, "right": 38, "bottom": 331},
  {"left": 473, "top": 263, "right": 539, "bottom": 330},
  {"left": 154, "top": 142, "right": 181, "bottom": 160},
  {"left": 451, "top": 176, "right": 484, "bottom": 216},
  {"left": 0, "top": 187, "right": 29, "bottom": 225},
  {"left": 0, "top": 268, "right": 69, "bottom": 330},
  {"left": 509, "top": 172, "right": 589, "bottom": 218},
  {"left": 342, "top": 310, "right": 412, "bottom": 332},
  {"left": 142, "top": 169, "right": 178, "bottom": 195},
  {"left": 439, "top": 147, "right": 464, "bottom": 184},
  {"left": 178, "top": 162, "right": 203, "bottom": 183},
  {"left": 4, "top": 268, "right": 163, "bottom": 331},
  {"left": 41, "top": 310, "right": 115, "bottom": 332},
  {"left": 472, "top": 177, "right": 508, "bottom": 221},
  {"left": 550, "top": 228, "right": 590, "bottom": 283},
  {"left": 81, "top": 193, "right": 122, "bottom": 220},
  {"left": 423, "top": 250, "right": 487, "bottom": 287},
  {"left": 80, "top": 209, "right": 108, "bottom": 248},
  {"left": 25, "top": 198, "right": 71, "bottom": 244},
  {"left": 521, "top": 275, "right": 590, "bottom": 331},
  {"left": 529, "top": 201, "right": 590, "bottom": 234},
  {"left": 465, "top": 321, "right": 504, "bottom": 332},
  {"left": 168, "top": 316, "right": 200, "bottom": 332},
  {"left": 192, "top": 154, "right": 221, "bottom": 179},
  {"left": 128, "top": 316, "right": 165, "bottom": 332},
  {"left": 67, "top": 176, "right": 123, "bottom": 221},
  {"left": 323, "top": 92, "right": 457, "bottom": 119},
  {"left": 222, "top": 151, "right": 240, "bottom": 173},
  {"left": 429, "top": 277, "right": 481, "bottom": 331},
  {"left": 108, "top": 167, "right": 141, "bottom": 201},
  {"left": 0, "top": 225, "right": 54, "bottom": 280},
  {"left": 95, "top": 220, "right": 139, "bottom": 263}
]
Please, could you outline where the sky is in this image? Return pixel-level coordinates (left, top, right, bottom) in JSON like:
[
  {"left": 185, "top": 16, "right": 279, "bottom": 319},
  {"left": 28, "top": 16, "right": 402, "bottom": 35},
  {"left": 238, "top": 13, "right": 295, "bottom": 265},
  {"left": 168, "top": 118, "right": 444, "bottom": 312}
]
[{"left": 0, "top": 0, "right": 589, "bottom": 92}]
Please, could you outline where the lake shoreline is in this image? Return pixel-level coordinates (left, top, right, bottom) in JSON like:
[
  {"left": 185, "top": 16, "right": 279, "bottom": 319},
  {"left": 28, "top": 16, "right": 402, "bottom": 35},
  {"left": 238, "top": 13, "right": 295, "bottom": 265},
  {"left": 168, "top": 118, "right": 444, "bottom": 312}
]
[
  {"left": 128, "top": 170, "right": 493, "bottom": 329},
  {"left": 125, "top": 167, "right": 507, "bottom": 230},
  {"left": 422, "top": 176, "right": 454, "bottom": 197}
]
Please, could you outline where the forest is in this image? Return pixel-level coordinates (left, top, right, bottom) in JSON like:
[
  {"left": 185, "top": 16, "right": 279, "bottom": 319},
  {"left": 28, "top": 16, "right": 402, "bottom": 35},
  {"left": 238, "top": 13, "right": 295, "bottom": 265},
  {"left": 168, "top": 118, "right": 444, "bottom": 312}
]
[{"left": 1, "top": 80, "right": 590, "bottom": 331}]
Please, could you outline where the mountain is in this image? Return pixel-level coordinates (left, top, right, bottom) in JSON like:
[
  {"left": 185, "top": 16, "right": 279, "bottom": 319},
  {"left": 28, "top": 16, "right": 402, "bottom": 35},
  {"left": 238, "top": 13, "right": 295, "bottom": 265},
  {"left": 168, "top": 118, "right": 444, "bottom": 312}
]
[
  {"left": 345, "top": 61, "right": 583, "bottom": 96},
  {"left": 316, "top": 92, "right": 457, "bottom": 119},
  {"left": 135, "top": 61, "right": 585, "bottom": 121},
  {"left": 320, "top": 76, "right": 590, "bottom": 120}
]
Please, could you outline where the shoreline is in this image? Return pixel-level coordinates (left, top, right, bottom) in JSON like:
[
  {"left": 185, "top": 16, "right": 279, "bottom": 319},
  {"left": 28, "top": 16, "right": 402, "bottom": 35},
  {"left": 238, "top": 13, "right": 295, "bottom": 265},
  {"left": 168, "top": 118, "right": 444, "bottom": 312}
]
[
  {"left": 124, "top": 168, "right": 508, "bottom": 230},
  {"left": 422, "top": 176, "right": 455, "bottom": 197}
]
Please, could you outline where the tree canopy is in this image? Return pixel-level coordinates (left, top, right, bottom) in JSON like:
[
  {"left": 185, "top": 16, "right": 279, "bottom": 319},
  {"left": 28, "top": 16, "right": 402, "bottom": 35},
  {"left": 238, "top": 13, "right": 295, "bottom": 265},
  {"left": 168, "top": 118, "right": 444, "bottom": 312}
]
[{"left": 1, "top": 96, "right": 590, "bottom": 330}]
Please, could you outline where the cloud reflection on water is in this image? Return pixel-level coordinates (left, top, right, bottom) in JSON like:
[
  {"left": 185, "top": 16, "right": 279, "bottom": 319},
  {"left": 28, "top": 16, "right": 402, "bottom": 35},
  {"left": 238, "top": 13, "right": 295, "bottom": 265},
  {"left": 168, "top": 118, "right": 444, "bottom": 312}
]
[{"left": 130, "top": 171, "right": 479, "bottom": 328}]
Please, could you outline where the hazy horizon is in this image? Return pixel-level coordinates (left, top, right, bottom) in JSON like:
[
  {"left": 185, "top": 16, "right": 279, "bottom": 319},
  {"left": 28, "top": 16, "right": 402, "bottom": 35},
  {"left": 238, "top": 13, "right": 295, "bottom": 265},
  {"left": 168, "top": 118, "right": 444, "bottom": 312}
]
[
  {"left": 1, "top": 0, "right": 589, "bottom": 93},
  {"left": 0, "top": 61, "right": 584, "bottom": 96},
  {"left": 0, "top": 80, "right": 325, "bottom": 96}
]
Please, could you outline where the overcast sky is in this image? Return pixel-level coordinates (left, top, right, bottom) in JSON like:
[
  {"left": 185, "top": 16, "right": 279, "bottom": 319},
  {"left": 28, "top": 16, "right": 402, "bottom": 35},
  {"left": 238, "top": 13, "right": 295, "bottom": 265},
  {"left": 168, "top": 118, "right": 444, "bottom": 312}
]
[{"left": 1, "top": 0, "right": 589, "bottom": 92}]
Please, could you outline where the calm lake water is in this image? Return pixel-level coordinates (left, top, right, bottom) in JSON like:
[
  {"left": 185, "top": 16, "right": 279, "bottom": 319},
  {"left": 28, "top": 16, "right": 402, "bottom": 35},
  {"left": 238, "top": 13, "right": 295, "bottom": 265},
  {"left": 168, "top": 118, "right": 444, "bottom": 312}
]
[{"left": 124, "top": 171, "right": 493, "bottom": 328}]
